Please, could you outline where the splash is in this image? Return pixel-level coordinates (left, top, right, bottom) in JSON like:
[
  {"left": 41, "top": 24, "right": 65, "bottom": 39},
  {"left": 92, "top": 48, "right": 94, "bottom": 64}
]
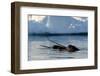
[{"left": 46, "top": 16, "right": 50, "bottom": 28}]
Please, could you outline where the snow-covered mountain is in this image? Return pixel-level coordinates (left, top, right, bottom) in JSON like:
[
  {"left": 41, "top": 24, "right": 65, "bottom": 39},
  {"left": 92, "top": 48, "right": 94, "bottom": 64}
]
[{"left": 28, "top": 16, "right": 88, "bottom": 34}]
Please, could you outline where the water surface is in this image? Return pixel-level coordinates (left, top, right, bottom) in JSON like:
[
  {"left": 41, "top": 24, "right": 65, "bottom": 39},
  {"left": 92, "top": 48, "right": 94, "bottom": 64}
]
[{"left": 28, "top": 35, "right": 88, "bottom": 61}]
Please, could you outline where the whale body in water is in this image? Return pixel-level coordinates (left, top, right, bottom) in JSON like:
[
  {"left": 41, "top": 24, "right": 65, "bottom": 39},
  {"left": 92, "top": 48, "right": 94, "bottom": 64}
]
[{"left": 40, "top": 44, "right": 79, "bottom": 52}]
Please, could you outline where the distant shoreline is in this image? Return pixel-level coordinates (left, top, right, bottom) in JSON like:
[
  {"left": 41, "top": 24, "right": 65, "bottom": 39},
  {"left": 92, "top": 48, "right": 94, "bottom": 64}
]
[{"left": 28, "top": 33, "right": 88, "bottom": 36}]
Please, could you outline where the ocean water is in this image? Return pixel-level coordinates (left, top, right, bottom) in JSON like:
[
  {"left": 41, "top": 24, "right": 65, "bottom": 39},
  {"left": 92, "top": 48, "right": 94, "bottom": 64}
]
[{"left": 28, "top": 35, "right": 88, "bottom": 61}]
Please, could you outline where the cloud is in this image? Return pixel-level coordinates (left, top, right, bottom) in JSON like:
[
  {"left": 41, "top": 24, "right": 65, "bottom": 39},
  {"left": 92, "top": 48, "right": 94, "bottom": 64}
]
[
  {"left": 68, "top": 24, "right": 76, "bottom": 29},
  {"left": 28, "top": 15, "right": 46, "bottom": 23},
  {"left": 72, "top": 16, "right": 87, "bottom": 22}
]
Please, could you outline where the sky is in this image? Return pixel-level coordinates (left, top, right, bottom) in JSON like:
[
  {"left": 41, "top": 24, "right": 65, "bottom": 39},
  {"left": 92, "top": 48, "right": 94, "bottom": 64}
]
[
  {"left": 28, "top": 15, "right": 88, "bottom": 34},
  {"left": 28, "top": 15, "right": 87, "bottom": 23}
]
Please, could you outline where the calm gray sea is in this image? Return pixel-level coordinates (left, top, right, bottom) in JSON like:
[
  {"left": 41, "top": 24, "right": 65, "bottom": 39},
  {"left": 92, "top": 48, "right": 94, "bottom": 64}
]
[{"left": 28, "top": 35, "right": 88, "bottom": 61}]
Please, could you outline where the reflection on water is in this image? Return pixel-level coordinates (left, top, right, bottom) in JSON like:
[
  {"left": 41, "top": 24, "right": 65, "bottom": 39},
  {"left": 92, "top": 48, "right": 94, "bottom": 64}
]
[{"left": 28, "top": 35, "right": 88, "bottom": 61}]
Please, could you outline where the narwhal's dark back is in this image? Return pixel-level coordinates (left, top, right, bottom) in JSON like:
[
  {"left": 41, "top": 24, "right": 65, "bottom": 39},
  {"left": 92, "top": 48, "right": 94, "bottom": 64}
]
[{"left": 68, "top": 45, "right": 79, "bottom": 52}]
